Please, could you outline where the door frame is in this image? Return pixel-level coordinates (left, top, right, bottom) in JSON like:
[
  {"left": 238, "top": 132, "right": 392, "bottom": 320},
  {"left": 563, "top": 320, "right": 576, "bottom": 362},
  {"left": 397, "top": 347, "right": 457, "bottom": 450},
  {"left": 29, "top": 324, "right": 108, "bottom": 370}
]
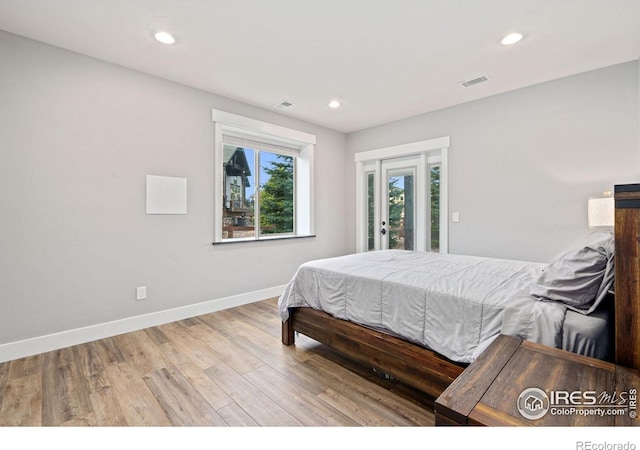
[{"left": 355, "top": 136, "right": 450, "bottom": 253}]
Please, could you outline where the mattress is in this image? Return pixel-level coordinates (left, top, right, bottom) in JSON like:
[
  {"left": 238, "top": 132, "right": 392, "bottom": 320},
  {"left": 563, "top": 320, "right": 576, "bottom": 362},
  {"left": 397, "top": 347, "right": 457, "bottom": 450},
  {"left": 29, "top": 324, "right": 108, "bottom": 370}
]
[
  {"left": 279, "top": 250, "right": 610, "bottom": 363},
  {"left": 562, "top": 306, "right": 612, "bottom": 361}
]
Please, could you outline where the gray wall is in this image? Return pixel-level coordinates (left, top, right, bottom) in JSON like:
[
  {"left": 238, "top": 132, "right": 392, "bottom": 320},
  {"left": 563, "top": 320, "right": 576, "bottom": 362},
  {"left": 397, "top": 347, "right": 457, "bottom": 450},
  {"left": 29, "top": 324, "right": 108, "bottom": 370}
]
[
  {"left": 0, "top": 31, "right": 349, "bottom": 345},
  {"left": 347, "top": 61, "right": 640, "bottom": 263},
  {"left": 2, "top": 28, "right": 639, "bottom": 348}
]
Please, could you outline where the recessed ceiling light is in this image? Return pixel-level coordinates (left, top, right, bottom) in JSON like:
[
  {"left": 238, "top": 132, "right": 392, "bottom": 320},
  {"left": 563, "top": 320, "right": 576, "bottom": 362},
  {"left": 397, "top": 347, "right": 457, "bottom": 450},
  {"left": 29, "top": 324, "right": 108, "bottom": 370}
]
[
  {"left": 328, "top": 100, "right": 341, "bottom": 109},
  {"left": 501, "top": 32, "right": 523, "bottom": 46},
  {"left": 154, "top": 31, "right": 176, "bottom": 45}
]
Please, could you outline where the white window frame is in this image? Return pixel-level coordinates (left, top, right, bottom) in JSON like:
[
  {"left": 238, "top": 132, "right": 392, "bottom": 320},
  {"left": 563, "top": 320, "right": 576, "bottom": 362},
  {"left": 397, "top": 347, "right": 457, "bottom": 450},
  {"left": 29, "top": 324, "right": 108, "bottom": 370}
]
[
  {"left": 212, "top": 109, "right": 316, "bottom": 243},
  {"left": 355, "top": 136, "right": 449, "bottom": 253}
]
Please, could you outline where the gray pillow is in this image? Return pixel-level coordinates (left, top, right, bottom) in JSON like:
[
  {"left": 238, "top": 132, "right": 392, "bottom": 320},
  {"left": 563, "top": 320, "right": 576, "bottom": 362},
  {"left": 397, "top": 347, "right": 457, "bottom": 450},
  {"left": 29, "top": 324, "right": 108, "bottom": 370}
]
[{"left": 530, "top": 231, "right": 614, "bottom": 314}]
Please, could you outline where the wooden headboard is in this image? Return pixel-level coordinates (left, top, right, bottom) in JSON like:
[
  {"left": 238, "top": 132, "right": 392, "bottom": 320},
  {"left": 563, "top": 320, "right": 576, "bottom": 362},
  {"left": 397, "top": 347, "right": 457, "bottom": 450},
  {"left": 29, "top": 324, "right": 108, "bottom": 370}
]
[{"left": 614, "top": 183, "right": 640, "bottom": 370}]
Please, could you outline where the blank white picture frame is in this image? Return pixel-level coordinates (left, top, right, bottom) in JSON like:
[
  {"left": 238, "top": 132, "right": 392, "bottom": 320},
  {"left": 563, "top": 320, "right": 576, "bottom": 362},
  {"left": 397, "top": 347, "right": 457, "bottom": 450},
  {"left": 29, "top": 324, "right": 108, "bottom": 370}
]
[{"left": 146, "top": 175, "right": 187, "bottom": 214}]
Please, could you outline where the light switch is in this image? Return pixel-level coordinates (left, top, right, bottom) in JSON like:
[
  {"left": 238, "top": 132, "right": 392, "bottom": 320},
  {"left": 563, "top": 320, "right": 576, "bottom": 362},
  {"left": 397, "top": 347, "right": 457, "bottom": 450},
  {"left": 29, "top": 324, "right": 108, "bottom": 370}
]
[
  {"left": 452, "top": 212, "right": 460, "bottom": 223},
  {"left": 136, "top": 286, "right": 147, "bottom": 301}
]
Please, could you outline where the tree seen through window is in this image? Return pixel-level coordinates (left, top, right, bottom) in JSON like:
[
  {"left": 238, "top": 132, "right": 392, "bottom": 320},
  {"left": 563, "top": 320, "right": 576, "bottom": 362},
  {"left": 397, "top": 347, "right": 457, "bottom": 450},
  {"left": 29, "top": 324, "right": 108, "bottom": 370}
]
[{"left": 260, "top": 153, "right": 294, "bottom": 234}]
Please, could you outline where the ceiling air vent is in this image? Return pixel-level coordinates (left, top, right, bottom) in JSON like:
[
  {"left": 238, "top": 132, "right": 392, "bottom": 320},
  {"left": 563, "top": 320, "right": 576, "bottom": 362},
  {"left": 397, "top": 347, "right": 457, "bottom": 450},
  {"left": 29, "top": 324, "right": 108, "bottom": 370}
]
[
  {"left": 271, "top": 100, "right": 294, "bottom": 110},
  {"left": 460, "top": 76, "right": 489, "bottom": 88}
]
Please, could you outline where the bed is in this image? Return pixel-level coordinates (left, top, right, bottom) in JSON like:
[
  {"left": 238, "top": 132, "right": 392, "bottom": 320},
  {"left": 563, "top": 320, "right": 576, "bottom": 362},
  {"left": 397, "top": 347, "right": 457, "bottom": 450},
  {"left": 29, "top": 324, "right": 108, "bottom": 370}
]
[{"left": 279, "top": 184, "right": 640, "bottom": 400}]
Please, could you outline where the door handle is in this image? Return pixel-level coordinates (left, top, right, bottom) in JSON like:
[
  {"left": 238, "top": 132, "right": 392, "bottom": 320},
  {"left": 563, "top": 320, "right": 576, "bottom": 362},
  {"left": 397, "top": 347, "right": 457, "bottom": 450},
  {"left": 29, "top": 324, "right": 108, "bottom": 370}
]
[{"left": 381, "top": 228, "right": 386, "bottom": 235}]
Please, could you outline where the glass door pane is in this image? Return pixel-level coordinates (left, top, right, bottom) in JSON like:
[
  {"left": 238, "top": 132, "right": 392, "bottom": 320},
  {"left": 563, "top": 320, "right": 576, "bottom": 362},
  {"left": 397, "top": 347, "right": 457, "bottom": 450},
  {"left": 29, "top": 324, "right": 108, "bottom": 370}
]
[
  {"left": 430, "top": 164, "right": 440, "bottom": 252},
  {"left": 367, "top": 173, "right": 375, "bottom": 251},
  {"left": 387, "top": 172, "right": 415, "bottom": 250}
]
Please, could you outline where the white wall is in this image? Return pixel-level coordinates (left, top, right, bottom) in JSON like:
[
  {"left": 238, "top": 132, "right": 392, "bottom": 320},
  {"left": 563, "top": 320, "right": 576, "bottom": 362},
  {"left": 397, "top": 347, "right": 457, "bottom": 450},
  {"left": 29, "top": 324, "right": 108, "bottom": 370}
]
[
  {"left": 347, "top": 61, "right": 640, "bottom": 263},
  {"left": 0, "top": 31, "right": 349, "bottom": 352}
]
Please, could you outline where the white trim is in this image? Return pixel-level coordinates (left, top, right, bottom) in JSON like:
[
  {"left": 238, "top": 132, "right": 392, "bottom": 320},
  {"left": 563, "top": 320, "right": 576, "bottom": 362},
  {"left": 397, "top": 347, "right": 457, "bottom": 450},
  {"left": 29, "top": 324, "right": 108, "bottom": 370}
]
[
  {"left": 439, "top": 147, "right": 449, "bottom": 254},
  {"left": 355, "top": 161, "right": 365, "bottom": 252},
  {"left": 212, "top": 109, "right": 316, "bottom": 145},
  {"left": 417, "top": 153, "right": 428, "bottom": 252},
  {"left": 213, "top": 122, "right": 225, "bottom": 241},
  {"left": 297, "top": 144, "right": 315, "bottom": 235},
  {"left": 354, "top": 136, "right": 450, "bottom": 163},
  {"left": 0, "top": 285, "right": 286, "bottom": 363}
]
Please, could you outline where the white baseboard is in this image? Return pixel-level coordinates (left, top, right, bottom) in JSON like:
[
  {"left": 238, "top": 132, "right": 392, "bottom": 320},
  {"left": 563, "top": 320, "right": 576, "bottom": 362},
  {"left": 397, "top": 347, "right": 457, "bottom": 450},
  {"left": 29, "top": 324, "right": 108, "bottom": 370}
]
[{"left": 0, "top": 285, "right": 286, "bottom": 364}]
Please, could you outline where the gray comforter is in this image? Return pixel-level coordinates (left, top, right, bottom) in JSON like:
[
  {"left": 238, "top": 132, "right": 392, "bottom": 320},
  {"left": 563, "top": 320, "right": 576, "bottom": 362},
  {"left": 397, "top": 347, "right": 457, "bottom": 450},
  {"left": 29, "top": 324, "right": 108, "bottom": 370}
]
[{"left": 278, "top": 250, "right": 568, "bottom": 363}]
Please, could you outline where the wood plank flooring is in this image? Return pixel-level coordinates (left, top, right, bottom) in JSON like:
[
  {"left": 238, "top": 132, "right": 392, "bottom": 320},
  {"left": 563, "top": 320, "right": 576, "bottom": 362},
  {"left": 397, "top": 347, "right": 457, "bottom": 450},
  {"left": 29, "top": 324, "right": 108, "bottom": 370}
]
[{"left": 0, "top": 298, "right": 435, "bottom": 426}]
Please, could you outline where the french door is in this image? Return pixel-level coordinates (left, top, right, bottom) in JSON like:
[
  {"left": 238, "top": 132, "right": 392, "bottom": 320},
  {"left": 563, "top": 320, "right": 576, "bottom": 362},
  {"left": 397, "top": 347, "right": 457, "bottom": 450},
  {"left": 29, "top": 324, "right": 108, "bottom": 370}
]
[
  {"left": 380, "top": 156, "right": 418, "bottom": 250},
  {"left": 355, "top": 137, "right": 449, "bottom": 253}
]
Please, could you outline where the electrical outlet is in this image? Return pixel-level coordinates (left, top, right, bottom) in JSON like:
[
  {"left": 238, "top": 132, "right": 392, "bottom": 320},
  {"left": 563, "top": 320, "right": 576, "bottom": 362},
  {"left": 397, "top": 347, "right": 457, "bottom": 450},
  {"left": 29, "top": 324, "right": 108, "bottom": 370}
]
[{"left": 136, "top": 286, "right": 147, "bottom": 301}]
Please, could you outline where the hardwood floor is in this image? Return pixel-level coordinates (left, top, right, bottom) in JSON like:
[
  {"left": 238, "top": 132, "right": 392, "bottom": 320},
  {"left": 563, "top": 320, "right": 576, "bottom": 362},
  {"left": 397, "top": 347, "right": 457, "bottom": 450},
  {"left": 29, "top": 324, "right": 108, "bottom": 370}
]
[{"left": 0, "top": 298, "right": 435, "bottom": 426}]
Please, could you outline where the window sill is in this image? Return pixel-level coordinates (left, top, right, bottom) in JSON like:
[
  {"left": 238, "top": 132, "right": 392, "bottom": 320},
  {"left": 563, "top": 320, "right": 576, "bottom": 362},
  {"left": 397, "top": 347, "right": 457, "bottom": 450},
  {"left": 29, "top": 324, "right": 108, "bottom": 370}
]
[{"left": 212, "top": 234, "right": 316, "bottom": 245}]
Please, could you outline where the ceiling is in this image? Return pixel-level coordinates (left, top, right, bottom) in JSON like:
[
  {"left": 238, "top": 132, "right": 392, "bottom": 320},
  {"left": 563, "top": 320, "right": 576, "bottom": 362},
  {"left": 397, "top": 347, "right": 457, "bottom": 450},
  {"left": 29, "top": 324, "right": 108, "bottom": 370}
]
[{"left": 1, "top": 0, "right": 639, "bottom": 133}]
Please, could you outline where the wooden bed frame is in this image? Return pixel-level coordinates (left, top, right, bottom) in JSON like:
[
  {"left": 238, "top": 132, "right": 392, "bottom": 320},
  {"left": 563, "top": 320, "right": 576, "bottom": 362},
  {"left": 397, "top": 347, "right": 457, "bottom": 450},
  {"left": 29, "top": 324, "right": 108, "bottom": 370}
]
[
  {"left": 282, "top": 183, "right": 640, "bottom": 400},
  {"left": 282, "top": 306, "right": 465, "bottom": 398}
]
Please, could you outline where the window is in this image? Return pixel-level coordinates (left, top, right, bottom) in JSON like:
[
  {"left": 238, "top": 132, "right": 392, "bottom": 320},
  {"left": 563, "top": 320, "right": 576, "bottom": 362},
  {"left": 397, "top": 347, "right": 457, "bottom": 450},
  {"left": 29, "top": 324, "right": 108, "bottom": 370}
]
[
  {"left": 429, "top": 164, "right": 441, "bottom": 252},
  {"left": 367, "top": 172, "right": 375, "bottom": 251},
  {"left": 212, "top": 110, "right": 315, "bottom": 243}
]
